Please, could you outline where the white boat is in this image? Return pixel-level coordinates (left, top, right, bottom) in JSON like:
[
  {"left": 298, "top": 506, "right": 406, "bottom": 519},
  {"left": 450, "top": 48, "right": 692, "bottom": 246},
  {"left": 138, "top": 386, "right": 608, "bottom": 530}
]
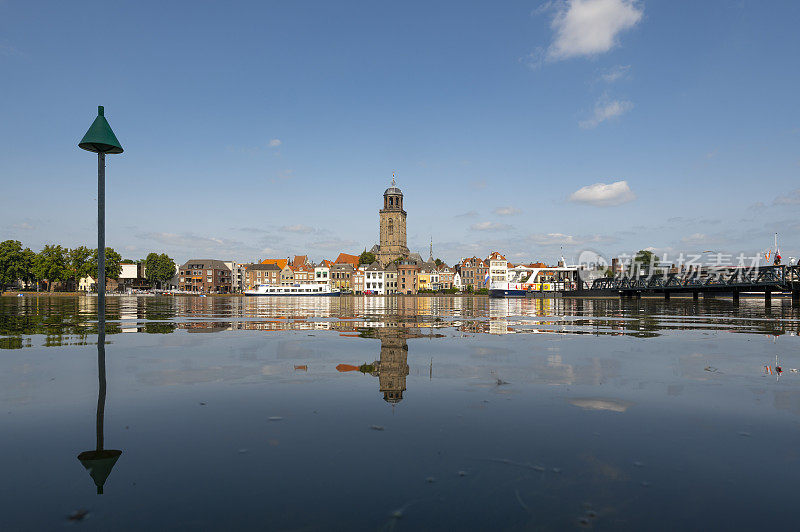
[
  {"left": 489, "top": 266, "right": 582, "bottom": 298},
  {"left": 244, "top": 283, "right": 341, "bottom": 297}
]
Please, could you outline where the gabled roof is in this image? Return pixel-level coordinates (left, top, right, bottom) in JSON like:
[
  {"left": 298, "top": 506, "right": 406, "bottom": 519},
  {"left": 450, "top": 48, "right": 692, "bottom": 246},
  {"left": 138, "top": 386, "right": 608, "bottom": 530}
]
[
  {"left": 292, "top": 255, "right": 308, "bottom": 267},
  {"left": 487, "top": 251, "right": 507, "bottom": 261},
  {"left": 246, "top": 263, "right": 282, "bottom": 272},
  {"left": 335, "top": 253, "right": 360, "bottom": 267},
  {"left": 407, "top": 252, "right": 424, "bottom": 265},
  {"left": 366, "top": 262, "right": 383, "bottom": 271},
  {"left": 331, "top": 262, "right": 355, "bottom": 272},
  {"left": 261, "top": 258, "right": 288, "bottom": 270},
  {"left": 318, "top": 259, "right": 333, "bottom": 268},
  {"left": 181, "top": 259, "right": 231, "bottom": 270},
  {"left": 420, "top": 261, "right": 437, "bottom": 272}
]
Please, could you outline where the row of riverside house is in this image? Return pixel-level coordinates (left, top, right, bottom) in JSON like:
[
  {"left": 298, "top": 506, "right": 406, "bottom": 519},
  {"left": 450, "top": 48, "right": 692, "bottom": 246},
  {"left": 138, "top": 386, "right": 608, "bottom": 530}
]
[
  {"left": 174, "top": 251, "right": 520, "bottom": 295},
  {"left": 175, "top": 252, "right": 523, "bottom": 295}
]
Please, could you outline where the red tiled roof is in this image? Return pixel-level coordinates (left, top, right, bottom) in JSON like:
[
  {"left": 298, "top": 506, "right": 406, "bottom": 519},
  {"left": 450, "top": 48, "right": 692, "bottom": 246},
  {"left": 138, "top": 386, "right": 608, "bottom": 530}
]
[
  {"left": 261, "top": 258, "right": 288, "bottom": 269},
  {"left": 335, "top": 253, "right": 360, "bottom": 267}
]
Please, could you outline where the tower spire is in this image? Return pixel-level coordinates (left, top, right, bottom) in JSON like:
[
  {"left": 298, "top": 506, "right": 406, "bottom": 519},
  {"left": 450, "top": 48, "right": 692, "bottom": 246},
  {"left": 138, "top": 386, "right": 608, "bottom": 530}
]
[
  {"left": 429, "top": 236, "right": 433, "bottom": 262},
  {"left": 391, "top": 171, "right": 396, "bottom": 187}
]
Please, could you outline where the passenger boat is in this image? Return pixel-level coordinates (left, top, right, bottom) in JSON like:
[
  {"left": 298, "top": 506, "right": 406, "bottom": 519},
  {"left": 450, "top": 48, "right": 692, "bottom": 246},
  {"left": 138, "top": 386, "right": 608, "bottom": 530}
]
[
  {"left": 489, "top": 266, "right": 582, "bottom": 298},
  {"left": 244, "top": 283, "right": 341, "bottom": 297}
]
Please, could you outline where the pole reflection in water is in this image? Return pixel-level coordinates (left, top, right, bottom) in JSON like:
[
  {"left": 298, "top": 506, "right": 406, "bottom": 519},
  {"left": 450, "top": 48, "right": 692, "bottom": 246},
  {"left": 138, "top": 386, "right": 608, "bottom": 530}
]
[{"left": 76, "top": 313, "right": 122, "bottom": 494}]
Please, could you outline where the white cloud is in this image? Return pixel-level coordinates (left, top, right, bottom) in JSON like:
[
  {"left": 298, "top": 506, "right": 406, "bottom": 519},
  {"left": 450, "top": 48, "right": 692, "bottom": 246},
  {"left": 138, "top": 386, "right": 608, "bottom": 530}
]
[
  {"left": 681, "top": 233, "right": 707, "bottom": 244},
  {"left": 455, "top": 210, "right": 479, "bottom": 218},
  {"left": 493, "top": 206, "right": 521, "bottom": 216},
  {"left": 579, "top": 97, "right": 633, "bottom": 129},
  {"left": 600, "top": 64, "right": 631, "bottom": 82},
  {"left": 527, "top": 232, "right": 615, "bottom": 246},
  {"left": 308, "top": 238, "right": 358, "bottom": 250},
  {"left": 136, "top": 231, "right": 258, "bottom": 259},
  {"left": 281, "top": 224, "right": 314, "bottom": 234},
  {"left": 774, "top": 189, "right": 800, "bottom": 205},
  {"left": 268, "top": 139, "right": 282, "bottom": 148},
  {"left": 11, "top": 222, "right": 35, "bottom": 230},
  {"left": 470, "top": 221, "right": 512, "bottom": 231},
  {"left": 270, "top": 169, "right": 294, "bottom": 183},
  {"left": 546, "top": 0, "right": 644, "bottom": 61},
  {"left": 569, "top": 180, "right": 635, "bottom": 206}
]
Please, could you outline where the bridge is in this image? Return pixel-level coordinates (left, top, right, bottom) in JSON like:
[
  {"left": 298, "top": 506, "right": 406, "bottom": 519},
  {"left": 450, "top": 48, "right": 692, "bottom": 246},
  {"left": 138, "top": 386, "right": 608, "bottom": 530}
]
[{"left": 588, "top": 265, "right": 800, "bottom": 304}]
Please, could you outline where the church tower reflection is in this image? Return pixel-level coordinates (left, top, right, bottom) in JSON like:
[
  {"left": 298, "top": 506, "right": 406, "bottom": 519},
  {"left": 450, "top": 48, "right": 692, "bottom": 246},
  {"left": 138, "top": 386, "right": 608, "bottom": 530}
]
[
  {"left": 337, "top": 327, "right": 415, "bottom": 404},
  {"left": 375, "top": 328, "right": 410, "bottom": 403}
]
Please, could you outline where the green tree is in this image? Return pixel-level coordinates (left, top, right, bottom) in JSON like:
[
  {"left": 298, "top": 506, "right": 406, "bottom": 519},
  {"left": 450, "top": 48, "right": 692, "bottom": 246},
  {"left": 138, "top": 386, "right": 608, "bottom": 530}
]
[
  {"left": 0, "top": 240, "right": 26, "bottom": 289},
  {"left": 144, "top": 252, "right": 160, "bottom": 287},
  {"left": 144, "top": 252, "right": 176, "bottom": 289},
  {"left": 33, "top": 244, "right": 68, "bottom": 291},
  {"left": 89, "top": 247, "right": 123, "bottom": 288},
  {"left": 158, "top": 253, "right": 176, "bottom": 285},
  {"left": 20, "top": 247, "right": 36, "bottom": 289},
  {"left": 633, "top": 249, "right": 656, "bottom": 264},
  {"left": 434, "top": 258, "right": 443, "bottom": 267},
  {"left": 359, "top": 251, "right": 376, "bottom": 265},
  {"left": 67, "top": 246, "right": 93, "bottom": 290}
]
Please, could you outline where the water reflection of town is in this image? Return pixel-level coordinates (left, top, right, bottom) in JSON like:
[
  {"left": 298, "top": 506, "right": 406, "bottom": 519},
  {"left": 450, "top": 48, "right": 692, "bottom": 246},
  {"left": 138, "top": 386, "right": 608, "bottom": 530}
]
[
  {"left": 169, "top": 296, "right": 800, "bottom": 339},
  {"left": 2, "top": 295, "right": 800, "bottom": 348}
]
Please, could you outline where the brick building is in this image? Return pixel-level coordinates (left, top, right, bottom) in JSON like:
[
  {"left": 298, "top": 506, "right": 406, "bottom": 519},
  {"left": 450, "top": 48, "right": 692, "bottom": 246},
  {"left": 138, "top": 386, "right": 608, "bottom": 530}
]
[
  {"left": 460, "top": 257, "right": 489, "bottom": 290},
  {"left": 179, "top": 259, "right": 232, "bottom": 293},
  {"left": 331, "top": 262, "right": 354, "bottom": 290},
  {"left": 397, "top": 260, "right": 419, "bottom": 295},
  {"left": 245, "top": 263, "right": 281, "bottom": 288}
]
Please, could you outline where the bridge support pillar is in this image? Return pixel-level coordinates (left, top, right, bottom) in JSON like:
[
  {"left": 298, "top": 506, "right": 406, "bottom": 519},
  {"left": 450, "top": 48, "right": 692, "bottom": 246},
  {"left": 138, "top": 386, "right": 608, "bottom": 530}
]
[
  {"left": 764, "top": 288, "right": 771, "bottom": 306},
  {"left": 693, "top": 291, "right": 699, "bottom": 301},
  {"left": 793, "top": 290, "right": 800, "bottom": 306},
  {"left": 664, "top": 291, "right": 670, "bottom": 301},
  {"left": 732, "top": 290, "right": 740, "bottom": 305},
  {"left": 635, "top": 292, "right": 641, "bottom": 300}
]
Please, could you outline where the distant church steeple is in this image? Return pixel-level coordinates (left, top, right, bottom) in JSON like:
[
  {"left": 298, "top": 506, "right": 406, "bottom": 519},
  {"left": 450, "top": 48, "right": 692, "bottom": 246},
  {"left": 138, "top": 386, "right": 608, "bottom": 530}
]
[{"left": 429, "top": 236, "right": 433, "bottom": 262}]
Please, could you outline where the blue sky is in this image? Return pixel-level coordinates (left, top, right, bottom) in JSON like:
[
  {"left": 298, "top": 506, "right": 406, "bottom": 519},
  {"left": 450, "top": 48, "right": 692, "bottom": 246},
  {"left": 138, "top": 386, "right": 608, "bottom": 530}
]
[{"left": 1, "top": 0, "right": 799, "bottom": 266}]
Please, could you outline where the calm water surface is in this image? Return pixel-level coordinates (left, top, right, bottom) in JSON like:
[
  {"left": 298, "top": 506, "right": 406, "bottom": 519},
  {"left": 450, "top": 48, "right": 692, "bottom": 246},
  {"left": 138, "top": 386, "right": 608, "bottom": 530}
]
[{"left": 1, "top": 295, "right": 799, "bottom": 531}]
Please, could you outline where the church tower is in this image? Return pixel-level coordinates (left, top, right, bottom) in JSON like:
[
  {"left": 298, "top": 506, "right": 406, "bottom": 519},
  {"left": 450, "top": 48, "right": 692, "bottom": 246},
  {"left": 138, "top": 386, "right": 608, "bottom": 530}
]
[{"left": 377, "top": 176, "right": 409, "bottom": 266}]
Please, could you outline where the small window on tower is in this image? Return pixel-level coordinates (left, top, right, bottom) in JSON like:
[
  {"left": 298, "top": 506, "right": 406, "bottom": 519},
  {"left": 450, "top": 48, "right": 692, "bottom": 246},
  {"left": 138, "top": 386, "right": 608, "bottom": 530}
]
[{"left": 388, "top": 219, "right": 394, "bottom": 235}]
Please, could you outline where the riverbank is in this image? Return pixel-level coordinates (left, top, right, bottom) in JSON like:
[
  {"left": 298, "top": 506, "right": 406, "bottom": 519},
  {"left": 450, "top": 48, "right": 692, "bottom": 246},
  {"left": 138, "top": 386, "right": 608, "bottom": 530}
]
[{"left": 2, "top": 291, "right": 490, "bottom": 298}]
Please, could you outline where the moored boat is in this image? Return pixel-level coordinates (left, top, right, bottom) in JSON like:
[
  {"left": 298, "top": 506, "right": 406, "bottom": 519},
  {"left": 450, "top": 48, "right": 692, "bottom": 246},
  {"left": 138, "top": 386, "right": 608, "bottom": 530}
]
[
  {"left": 244, "top": 284, "right": 340, "bottom": 296},
  {"left": 489, "top": 266, "right": 582, "bottom": 298}
]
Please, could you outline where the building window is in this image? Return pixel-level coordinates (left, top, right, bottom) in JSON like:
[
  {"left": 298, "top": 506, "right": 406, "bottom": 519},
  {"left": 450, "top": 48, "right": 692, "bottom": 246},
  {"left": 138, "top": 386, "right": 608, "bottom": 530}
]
[{"left": 388, "top": 219, "right": 394, "bottom": 236}]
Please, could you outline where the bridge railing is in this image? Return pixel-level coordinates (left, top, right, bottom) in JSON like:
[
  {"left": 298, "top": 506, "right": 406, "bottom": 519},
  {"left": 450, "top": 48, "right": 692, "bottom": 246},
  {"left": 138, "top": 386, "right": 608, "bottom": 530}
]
[{"left": 590, "top": 265, "right": 800, "bottom": 291}]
